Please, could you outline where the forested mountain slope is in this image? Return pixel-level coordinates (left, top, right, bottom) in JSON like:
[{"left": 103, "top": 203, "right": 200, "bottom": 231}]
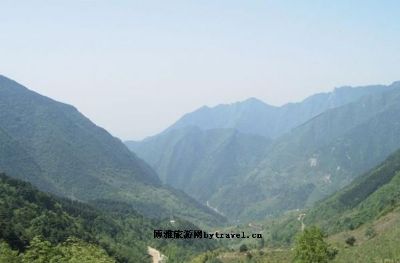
[
  {"left": 264, "top": 147, "right": 400, "bottom": 253},
  {"left": 190, "top": 149, "right": 400, "bottom": 262},
  {"left": 128, "top": 82, "right": 400, "bottom": 222},
  {"left": 0, "top": 173, "right": 216, "bottom": 262},
  {"left": 305, "top": 147, "right": 400, "bottom": 234},
  {"left": 0, "top": 128, "right": 53, "bottom": 192},
  {"left": 240, "top": 82, "right": 400, "bottom": 219},
  {"left": 0, "top": 75, "right": 225, "bottom": 227},
  {"left": 126, "top": 127, "right": 271, "bottom": 204}
]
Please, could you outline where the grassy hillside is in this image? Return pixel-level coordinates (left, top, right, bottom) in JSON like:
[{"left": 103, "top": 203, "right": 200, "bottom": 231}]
[
  {"left": 328, "top": 209, "right": 400, "bottom": 263},
  {"left": 256, "top": 147, "right": 400, "bottom": 250},
  {"left": 305, "top": 148, "right": 400, "bottom": 234},
  {"left": 0, "top": 75, "right": 225, "bottom": 227},
  {"left": 188, "top": 154, "right": 400, "bottom": 262}
]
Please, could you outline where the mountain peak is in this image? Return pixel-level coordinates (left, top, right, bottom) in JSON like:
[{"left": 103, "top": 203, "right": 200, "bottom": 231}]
[
  {"left": 242, "top": 97, "right": 267, "bottom": 105},
  {"left": 390, "top": 80, "right": 400, "bottom": 87},
  {"left": 0, "top": 74, "right": 15, "bottom": 84}
]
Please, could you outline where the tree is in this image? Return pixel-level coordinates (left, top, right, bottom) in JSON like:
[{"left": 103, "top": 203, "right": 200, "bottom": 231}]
[
  {"left": 58, "top": 238, "right": 115, "bottom": 263},
  {"left": 294, "top": 226, "right": 337, "bottom": 263},
  {"left": 239, "top": 244, "right": 248, "bottom": 252},
  {"left": 0, "top": 241, "right": 20, "bottom": 263},
  {"left": 21, "top": 236, "right": 61, "bottom": 263},
  {"left": 345, "top": 236, "right": 356, "bottom": 246}
]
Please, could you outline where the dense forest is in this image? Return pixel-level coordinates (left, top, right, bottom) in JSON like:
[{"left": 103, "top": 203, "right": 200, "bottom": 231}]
[{"left": 0, "top": 173, "right": 216, "bottom": 262}]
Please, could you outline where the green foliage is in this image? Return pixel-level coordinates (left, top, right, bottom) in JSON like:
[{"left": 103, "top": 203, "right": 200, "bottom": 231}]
[
  {"left": 190, "top": 250, "right": 223, "bottom": 263},
  {"left": 332, "top": 214, "right": 400, "bottom": 262},
  {"left": 57, "top": 238, "right": 116, "bottom": 263},
  {"left": 266, "top": 215, "right": 301, "bottom": 245},
  {"left": 302, "top": 149, "right": 400, "bottom": 235},
  {"left": 364, "top": 225, "right": 376, "bottom": 239},
  {"left": 0, "top": 242, "right": 19, "bottom": 263},
  {"left": 239, "top": 244, "right": 248, "bottom": 252},
  {"left": 21, "top": 236, "right": 60, "bottom": 263},
  {"left": 0, "top": 173, "right": 217, "bottom": 263},
  {"left": 294, "top": 227, "right": 337, "bottom": 263},
  {"left": 1, "top": 236, "right": 116, "bottom": 263},
  {"left": 345, "top": 236, "right": 356, "bottom": 246}
]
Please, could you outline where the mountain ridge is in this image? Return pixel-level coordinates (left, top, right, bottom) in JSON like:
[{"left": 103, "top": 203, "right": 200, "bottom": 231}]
[
  {"left": 127, "top": 81, "right": 400, "bottom": 222},
  {"left": 0, "top": 75, "right": 225, "bottom": 227}
]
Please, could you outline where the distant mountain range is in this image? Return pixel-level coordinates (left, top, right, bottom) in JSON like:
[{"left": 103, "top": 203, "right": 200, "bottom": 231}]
[
  {"left": 127, "top": 81, "right": 400, "bottom": 221},
  {"left": 164, "top": 84, "right": 390, "bottom": 139},
  {"left": 0, "top": 75, "right": 225, "bottom": 227}
]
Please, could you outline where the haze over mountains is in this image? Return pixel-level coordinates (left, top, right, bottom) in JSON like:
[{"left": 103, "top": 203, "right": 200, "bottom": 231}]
[
  {"left": 2, "top": 73, "right": 400, "bottom": 262},
  {"left": 127, "top": 81, "right": 400, "bottom": 221},
  {"left": 0, "top": 75, "right": 224, "bottom": 227},
  {"left": 164, "top": 84, "right": 389, "bottom": 139}
]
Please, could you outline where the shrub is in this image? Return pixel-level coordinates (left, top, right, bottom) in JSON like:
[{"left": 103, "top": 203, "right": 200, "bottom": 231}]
[
  {"left": 365, "top": 226, "right": 376, "bottom": 239},
  {"left": 345, "top": 236, "right": 356, "bottom": 246},
  {"left": 294, "top": 226, "right": 337, "bottom": 263},
  {"left": 239, "top": 244, "right": 248, "bottom": 252}
]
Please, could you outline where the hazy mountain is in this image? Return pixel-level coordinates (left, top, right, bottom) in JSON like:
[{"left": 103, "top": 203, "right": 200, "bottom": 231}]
[
  {"left": 0, "top": 75, "right": 225, "bottom": 226},
  {"left": 126, "top": 127, "right": 271, "bottom": 205},
  {"left": 0, "top": 128, "right": 51, "bottom": 190},
  {"left": 166, "top": 85, "right": 389, "bottom": 139},
  {"left": 221, "top": 82, "right": 400, "bottom": 220},
  {"left": 128, "top": 81, "right": 400, "bottom": 222}
]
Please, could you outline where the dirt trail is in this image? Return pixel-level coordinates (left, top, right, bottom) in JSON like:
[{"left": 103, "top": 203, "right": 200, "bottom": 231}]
[
  {"left": 206, "top": 200, "right": 225, "bottom": 216},
  {"left": 148, "top": 246, "right": 166, "bottom": 263},
  {"left": 298, "top": 213, "right": 306, "bottom": 231}
]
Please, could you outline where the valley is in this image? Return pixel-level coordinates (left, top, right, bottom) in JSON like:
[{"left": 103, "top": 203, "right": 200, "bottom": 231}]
[
  {"left": 127, "top": 81, "right": 400, "bottom": 222},
  {"left": 1, "top": 2, "right": 399, "bottom": 262},
  {"left": 2, "top": 75, "right": 400, "bottom": 262}
]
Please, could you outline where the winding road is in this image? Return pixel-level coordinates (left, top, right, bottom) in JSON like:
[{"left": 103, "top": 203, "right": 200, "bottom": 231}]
[{"left": 148, "top": 246, "right": 165, "bottom": 263}]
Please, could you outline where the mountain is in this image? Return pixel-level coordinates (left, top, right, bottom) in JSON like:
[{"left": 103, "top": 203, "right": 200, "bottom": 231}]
[
  {"left": 126, "top": 127, "right": 271, "bottom": 206},
  {"left": 166, "top": 85, "right": 389, "bottom": 139},
  {"left": 239, "top": 82, "right": 400, "bottom": 219},
  {"left": 189, "top": 148, "right": 400, "bottom": 262},
  {"left": 265, "top": 146, "right": 400, "bottom": 250},
  {"left": 0, "top": 173, "right": 216, "bottom": 262},
  {"left": 127, "top": 81, "right": 400, "bottom": 222},
  {"left": 0, "top": 127, "right": 51, "bottom": 191},
  {"left": 305, "top": 147, "right": 400, "bottom": 234},
  {"left": 0, "top": 75, "right": 225, "bottom": 227}
]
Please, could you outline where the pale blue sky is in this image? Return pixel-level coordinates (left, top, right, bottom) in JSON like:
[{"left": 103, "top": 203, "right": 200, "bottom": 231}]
[{"left": 1, "top": 1, "right": 399, "bottom": 139}]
